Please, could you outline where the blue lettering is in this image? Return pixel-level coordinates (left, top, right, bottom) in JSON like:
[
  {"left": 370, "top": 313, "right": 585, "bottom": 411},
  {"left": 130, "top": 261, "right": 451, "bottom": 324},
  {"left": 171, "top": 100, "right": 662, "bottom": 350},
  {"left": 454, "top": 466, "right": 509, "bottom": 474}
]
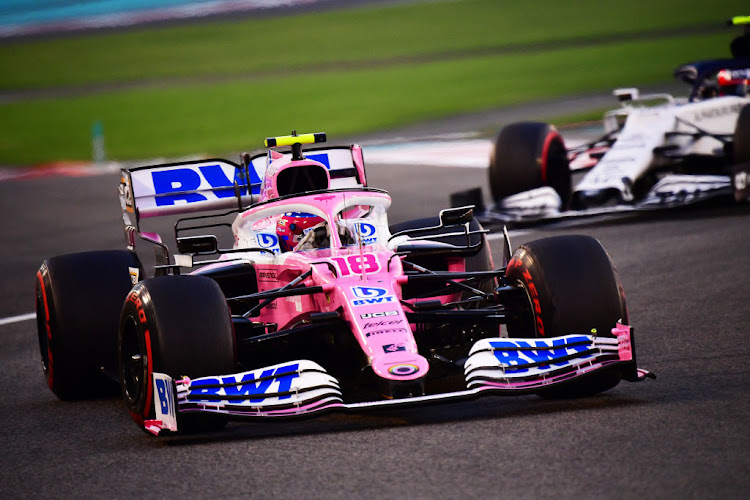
[
  {"left": 490, "top": 336, "right": 594, "bottom": 372},
  {"left": 273, "top": 364, "right": 300, "bottom": 400},
  {"left": 307, "top": 153, "right": 330, "bottom": 169},
  {"left": 155, "top": 379, "right": 170, "bottom": 414},
  {"left": 492, "top": 348, "right": 529, "bottom": 373},
  {"left": 353, "top": 296, "right": 395, "bottom": 306},
  {"left": 257, "top": 233, "right": 279, "bottom": 248},
  {"left": 223, "top": 368, "right": 275, "bottom": 403},
  {"left": 359, "top": 223, "right": 375, "bottom": 237},
  {"left": 220, "top": 364, "right": 300, "bottom": 403},
  {"left": 352, "top": 286, "right": 388, "bottom": 298},
  {"left": 200, "top": 164, "right": 262, "bottom": 197},
  {"left": 152, "top": 164, "right": 262, "bottom": 207},
  {"left": 153, "top": 168, "right": 206, "bottom": 206},
  {"left": 188, "top": 378, "right": 222, "bottom": 402},
  {"left": 199, "top": 165, "right": 244, "bottom": 198}
]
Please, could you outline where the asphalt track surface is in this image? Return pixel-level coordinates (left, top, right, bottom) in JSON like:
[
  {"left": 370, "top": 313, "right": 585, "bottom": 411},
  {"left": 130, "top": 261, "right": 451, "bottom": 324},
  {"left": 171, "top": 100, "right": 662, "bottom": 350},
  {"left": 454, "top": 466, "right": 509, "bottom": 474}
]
[{"left": 1, "top": 129, "right": 749, "bottom": 498}]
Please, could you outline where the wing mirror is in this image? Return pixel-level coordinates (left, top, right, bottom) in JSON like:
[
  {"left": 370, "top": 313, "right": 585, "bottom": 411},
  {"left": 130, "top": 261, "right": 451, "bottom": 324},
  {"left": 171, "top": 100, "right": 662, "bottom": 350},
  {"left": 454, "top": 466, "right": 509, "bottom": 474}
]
[
  {"left": 176, "top": 235, "right": 218, "bottom": 254},
  {"left": 439, "top": 206, "right": 474, "bottom": 226}
]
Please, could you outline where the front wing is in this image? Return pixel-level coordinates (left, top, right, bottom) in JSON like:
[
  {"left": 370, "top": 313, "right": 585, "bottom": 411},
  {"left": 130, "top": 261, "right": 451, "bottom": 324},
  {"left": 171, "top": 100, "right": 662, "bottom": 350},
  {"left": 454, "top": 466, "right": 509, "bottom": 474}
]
[
  {"left": 471, "top": 174, "right": 733, "bottom": 226},
  {"left": 144, "top": 324, "right": 653, "bottom": 435}
]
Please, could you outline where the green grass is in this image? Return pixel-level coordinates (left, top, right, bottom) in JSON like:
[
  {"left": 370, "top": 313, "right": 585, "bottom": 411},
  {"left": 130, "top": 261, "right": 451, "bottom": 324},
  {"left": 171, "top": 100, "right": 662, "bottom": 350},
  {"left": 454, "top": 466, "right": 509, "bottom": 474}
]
[
  {"left": 0, "top": 0, "right": 747, "bottom": 165},
  {"left": 1, "top": 0, "right": 744, "bottom": 90}
]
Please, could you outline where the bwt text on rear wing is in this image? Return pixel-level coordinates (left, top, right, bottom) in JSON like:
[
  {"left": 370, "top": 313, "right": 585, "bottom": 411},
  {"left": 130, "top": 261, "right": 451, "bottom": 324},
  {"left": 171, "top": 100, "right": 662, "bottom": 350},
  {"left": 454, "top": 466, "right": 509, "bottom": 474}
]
[{"left": 118, "top": 145, "right": 368, "bottom": 244}]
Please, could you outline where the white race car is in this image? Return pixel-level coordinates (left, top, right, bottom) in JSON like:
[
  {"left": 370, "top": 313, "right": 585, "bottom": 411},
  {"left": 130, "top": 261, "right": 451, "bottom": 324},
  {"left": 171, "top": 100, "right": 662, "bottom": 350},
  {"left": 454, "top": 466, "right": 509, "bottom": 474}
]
[{"left": 457, "top": 18, "right": 750, "bottom": 223}]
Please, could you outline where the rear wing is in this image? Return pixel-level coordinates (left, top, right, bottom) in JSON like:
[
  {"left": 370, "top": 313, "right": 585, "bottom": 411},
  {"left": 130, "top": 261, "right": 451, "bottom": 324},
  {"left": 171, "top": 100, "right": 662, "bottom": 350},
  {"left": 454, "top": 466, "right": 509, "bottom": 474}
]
[{"left": 119, "top": 145, "right": 367, "bottom": 232}]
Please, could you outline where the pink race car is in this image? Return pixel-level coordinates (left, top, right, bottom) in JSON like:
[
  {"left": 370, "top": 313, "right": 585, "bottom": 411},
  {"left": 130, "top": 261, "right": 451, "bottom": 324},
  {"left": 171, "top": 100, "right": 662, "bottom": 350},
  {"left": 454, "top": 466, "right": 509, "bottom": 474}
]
[{"left": 35, "top": 132, "right": 652, "bottom": 436}]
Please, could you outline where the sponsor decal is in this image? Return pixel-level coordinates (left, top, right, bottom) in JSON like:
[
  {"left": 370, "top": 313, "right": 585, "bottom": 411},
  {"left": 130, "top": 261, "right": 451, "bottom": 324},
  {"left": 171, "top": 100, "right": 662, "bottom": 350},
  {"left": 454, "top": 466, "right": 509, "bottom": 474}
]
[
  {"left": 360, "top": 310, "right": 398, "bottom": 319},
  {"left": 306, "top": 153, "right": 330, "bottom": 168},
  {"left": 387, "top": 363, "right": 419, "bottom": 376},
  {"left": 313, "top": 194, "right": 337, "bottom": 202},
  {"left": 351, "top": 286, "right": 396, "bottom": 306},
  {"left": 383, "top": 343, "right": 406, "bottom": 353},
  {"left": 365, "top": 327, "right": 407, "bottom": 338},
  {"left": 352, "top": 286, "right": 387, "bottom": 298},
  {"left": 692, "top": 102, "right": 744, "bottom": 123},
  {"left": 507, "top": 260, "right": 544, "bottom": 336},
  {"left": 154, "top": 376, "right": 175, "bottom": 419},
  {"left": 151, "top": 163, "right": 261, "bottom": 207},
  {"left": 119, "top": 175, "right": 134, "bottom": 212},
  {"left": 256, "top": 233, "right": 279, "bottom": 249},
  {"left": 287, "top": 295, "right": 303, "bottom": 312},
  {"left": 257, "top": 269, "right": 278, "bottom": 282},
  {"left": 128, "top": 267, "right": 140, "bottom": 285},
  {"left": 363, "top": 319, "right": 403, "bottom": 329},
  {"left": 188, "top": 363, "right": 300, "bottom": 403},
  {"left": 488, "top": 336, "right": 591, "bottom": 372},
  {"left": 355, "top": 222, "right": 378, "bottom": 244}
]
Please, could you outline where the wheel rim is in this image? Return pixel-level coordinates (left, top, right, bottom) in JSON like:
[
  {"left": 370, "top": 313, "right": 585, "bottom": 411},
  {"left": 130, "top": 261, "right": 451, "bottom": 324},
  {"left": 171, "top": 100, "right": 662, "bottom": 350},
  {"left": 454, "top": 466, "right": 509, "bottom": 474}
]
[{"left": 120, "top": 316, "right": 147, "bottom": 407}]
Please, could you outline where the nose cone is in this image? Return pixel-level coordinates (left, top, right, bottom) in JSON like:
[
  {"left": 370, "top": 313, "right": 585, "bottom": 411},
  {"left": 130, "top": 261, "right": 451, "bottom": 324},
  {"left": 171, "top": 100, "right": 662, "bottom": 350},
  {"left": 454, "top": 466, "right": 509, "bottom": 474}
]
[{"left": 371, "top": 352, "right": 429, "bottom": 398}]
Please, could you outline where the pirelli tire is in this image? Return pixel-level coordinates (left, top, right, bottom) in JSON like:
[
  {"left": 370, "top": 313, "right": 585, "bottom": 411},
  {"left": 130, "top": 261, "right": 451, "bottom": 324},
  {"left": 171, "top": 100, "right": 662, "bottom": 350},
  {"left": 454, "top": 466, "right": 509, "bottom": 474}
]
[
  {"left": 390, "top": 215, "right": 495, "bottom": 303},
  {"left": 732, "top": 104, "right": 750, "bottom": 203},
  {"left": 505, "top": 235, "right": 628, "bottom": 398},
  {"left": 734, "top": 103, "right": 750, "bottom": 164},
  {"left": 489, "top": 122, "right": 572, "bottom": 208},
  {"left": 35, "top": 250, "right": 143, "bottom": 401},
  {"left": 119, "top": 275, "right": 236, "bottom": 434}
]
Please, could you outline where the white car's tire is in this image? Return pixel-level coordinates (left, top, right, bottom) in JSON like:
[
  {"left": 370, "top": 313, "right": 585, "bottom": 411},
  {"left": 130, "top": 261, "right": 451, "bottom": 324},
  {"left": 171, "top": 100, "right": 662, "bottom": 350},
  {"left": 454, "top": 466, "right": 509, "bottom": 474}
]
[{"left": 489, "top": 122, "right": 571, "bottom": 208}]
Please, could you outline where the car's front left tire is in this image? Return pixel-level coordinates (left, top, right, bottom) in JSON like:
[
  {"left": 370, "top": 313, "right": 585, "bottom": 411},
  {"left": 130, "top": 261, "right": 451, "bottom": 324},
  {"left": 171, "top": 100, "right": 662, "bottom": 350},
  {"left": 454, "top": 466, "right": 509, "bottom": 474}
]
[{"left": 119, "top": 275, "right": 236, "bottom": 434}]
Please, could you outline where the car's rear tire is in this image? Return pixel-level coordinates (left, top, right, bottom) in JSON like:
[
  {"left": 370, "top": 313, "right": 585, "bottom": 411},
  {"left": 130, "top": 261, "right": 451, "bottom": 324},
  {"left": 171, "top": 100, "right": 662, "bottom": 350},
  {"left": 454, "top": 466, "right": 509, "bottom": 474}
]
[
  {"left": 505, "top": 235, "right": 628, "bottom": 397},
  {"left": 734, "top": 104, "right": 750, "bottom": 164},
  {"left": 35, "top": 250, "right": 143, "bottom": 400},
  {"left": 489, "top": 122, "right": 571, "bottom": 208},
  {"left": 119, "top": 275, "right": 236, "bottom": 434}
]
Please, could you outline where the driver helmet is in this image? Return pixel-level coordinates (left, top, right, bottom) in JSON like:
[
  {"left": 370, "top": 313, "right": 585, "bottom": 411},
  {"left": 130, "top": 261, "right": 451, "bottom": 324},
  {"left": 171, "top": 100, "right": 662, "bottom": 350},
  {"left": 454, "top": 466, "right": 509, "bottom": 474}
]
[
  {"left": 717, "top": 68, "right": 750, "bottom": 97},
  {"left": 276, "top": 212, "right": 324, "bottom": 252}
]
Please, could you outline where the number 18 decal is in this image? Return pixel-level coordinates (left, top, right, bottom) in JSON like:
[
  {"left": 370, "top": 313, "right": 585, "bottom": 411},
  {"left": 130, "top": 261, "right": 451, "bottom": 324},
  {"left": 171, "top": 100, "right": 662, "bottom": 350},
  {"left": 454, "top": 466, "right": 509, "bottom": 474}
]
[{"left": 330, "top": 254, "right": 380, "bottom": 276}]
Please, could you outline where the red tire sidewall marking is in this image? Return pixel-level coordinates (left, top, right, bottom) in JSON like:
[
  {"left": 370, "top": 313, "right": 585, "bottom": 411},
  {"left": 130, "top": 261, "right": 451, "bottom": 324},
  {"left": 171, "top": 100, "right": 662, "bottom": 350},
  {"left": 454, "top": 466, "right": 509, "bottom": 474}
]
[
  {"left": 507, "top": 256, "right": 546, "bottom": 337},
  {"left": 539, "top": 130, "right": 560, "bottom": 186},
  {"left": 36, "top": 270, "right": 54, "bottom": 389},
  {"left": 125, "top": 288, "right": 155, "bottom": 427}
]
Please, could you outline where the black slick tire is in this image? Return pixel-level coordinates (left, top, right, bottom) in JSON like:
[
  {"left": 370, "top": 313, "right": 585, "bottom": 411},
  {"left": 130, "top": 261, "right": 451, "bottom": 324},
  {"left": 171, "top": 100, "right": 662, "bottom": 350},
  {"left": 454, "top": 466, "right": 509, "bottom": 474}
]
[
  {"left": 119, "top": 275, "right": 236, "bottom": 434},
  {"left": 505, "top": 235, "right": 628, "bottom": 397},
  {"left": 489, "top": 122, "right": 571, "bottom": 208},
  {"left": 734, "top": 103, "right": 750, "bottom": 165},
  {"left": 35, "top": 250, "right": 143, "bottom": 400}
]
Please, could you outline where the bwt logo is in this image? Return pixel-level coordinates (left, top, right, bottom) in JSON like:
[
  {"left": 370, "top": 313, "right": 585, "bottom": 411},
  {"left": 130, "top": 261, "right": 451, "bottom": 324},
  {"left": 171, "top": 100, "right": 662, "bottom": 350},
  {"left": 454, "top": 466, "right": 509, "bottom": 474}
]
[
  {"left": 151, "top": 164, "right": 261, "bottom": 206},
  {"left": 352, "top": 286, "right": 388, "bottom": 298},
  {"left": 187, "top": 364, "right": 300, "bottom": 403},
  {"left": 489, "top": 336, "right": 591, "bottom": 373},
  {"left": 356, "top": 223, "right": 377, "bottom": 243},
  {"left": 351, "top": 286, "right": 395, "bottom": 307},
  {"left": 155, "top": 378, "right": 175, "bottom": 417},
  {"left": 256, "top": 233, "right": 279, "bottom": 248}
]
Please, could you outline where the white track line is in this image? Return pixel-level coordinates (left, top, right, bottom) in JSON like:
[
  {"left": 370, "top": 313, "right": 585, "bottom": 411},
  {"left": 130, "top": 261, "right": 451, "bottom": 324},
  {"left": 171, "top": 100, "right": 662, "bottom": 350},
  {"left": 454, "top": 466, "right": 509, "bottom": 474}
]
[{"left": 0, "top": 312, "right": 36, "bottom": 326}]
